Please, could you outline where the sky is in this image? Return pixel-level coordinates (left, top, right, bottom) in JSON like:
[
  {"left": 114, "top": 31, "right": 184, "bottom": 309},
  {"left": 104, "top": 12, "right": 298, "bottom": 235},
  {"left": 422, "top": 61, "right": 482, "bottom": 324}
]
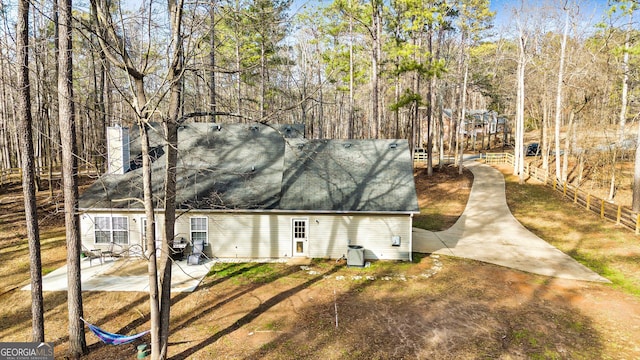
[{"left": 489, "top": 0, "right": 612, "bottom": 29}]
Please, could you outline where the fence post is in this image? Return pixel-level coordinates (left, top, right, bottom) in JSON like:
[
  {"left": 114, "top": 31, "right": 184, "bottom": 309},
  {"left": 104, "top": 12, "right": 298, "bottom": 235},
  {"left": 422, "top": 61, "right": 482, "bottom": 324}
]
[
  {"left": 553, "top": 178, "right": 557, "bottom": 190},
  {"left": 617, "top": 206, "right": 622, "bottom": 225},
  {"left": 636, "top": 214, "right": 640, "bottom": 235},
  {"left": 574, "top": 188, "right": 578, "bottom": 204},
  {"left": 601, "top": 200, "right": 605, "bottom": 219},
  {"left": 563, "top": 182, "right": 567, "bottom": 197},
  {"left": 586, "top": 194, "right": 591, "bottom": 210}
]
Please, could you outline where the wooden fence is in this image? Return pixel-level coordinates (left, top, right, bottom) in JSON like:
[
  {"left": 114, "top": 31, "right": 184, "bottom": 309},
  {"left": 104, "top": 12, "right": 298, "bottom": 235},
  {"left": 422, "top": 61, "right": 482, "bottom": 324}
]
[
  {"left": 414, "top": 151, "right": 457, "bottom": 164},
  {"left": 483, "top": 152, "right": 640, "bottom": 235}
]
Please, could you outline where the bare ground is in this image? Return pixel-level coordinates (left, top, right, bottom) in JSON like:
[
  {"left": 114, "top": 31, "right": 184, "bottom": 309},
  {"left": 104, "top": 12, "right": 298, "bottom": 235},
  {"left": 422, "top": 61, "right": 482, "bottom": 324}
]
[{"left": 1, "top": 169, "right": 639, "bottom": 359}]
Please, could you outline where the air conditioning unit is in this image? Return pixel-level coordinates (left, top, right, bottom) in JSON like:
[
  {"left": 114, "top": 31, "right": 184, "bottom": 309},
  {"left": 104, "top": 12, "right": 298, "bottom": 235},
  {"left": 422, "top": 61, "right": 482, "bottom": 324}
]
[{"left": 347, "top": 245, "right": 365, "bottom": 267}]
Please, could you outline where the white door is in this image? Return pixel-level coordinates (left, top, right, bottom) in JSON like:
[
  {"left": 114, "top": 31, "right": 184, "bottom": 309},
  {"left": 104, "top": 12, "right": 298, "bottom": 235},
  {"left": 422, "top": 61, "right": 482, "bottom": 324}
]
[{"left": 292, "top": 218, "right": 308, "bottom": 257}]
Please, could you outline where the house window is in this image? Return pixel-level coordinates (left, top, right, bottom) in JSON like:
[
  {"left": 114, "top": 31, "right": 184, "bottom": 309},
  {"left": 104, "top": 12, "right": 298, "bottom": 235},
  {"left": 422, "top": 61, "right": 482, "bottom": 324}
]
[
  {"left": 293, "top": 220, "right": 306, "bottom": 240},
  {"left": 95, "top": 216, "right": 129, "bottom": 244},
  {"left": 190, "top": 217, "right": 208, "bottom": 244}
]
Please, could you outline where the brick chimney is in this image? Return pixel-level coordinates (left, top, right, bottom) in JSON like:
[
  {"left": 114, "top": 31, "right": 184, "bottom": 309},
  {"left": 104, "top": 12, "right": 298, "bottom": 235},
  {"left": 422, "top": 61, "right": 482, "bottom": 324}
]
[{"left": 107, "top": 126, "right": 130, "bottom": 174}]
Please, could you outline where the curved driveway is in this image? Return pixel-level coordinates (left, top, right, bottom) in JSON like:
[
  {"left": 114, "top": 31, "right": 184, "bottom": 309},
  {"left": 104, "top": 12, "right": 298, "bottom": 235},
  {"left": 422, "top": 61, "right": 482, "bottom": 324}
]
[{"left": 412, "top": 161, "right": 610, "bottom": 283}]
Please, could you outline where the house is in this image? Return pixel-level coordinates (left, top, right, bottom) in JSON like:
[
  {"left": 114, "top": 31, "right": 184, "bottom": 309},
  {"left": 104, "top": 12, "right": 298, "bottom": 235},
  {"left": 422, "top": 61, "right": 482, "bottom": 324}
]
[
  {"left": 79, "top": 123, "right": 420, "bottom": 262},
  {"left": 441, "top": 109, "right": 510, "bottom": 149}
]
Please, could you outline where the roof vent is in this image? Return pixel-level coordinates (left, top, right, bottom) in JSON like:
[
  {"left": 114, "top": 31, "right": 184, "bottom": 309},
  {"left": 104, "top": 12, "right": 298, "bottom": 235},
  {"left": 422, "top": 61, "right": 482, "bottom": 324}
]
[
  {"left": 297, "top": 143, "right": 305, "bottom": 149},
  {"left": 250, "top": 125, "right": 260, "bottom": 132},
  {"left": 389, "top": 143, "right": 398, "bottom": 149},
  {"left": 343, "top": 143, "right": 352, "bottom": 149},
  {"left": 284, "top": 125, "right": 292, "bottom": 132},
  {"left": 212, "top": 124, "right": 222, "bottom": 131}
]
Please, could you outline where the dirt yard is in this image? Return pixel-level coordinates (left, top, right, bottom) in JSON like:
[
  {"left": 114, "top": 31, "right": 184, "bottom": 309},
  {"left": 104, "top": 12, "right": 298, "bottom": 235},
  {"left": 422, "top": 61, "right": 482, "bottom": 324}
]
[{"left": 1, "top": 167, "right": 639, "bottom": 359}]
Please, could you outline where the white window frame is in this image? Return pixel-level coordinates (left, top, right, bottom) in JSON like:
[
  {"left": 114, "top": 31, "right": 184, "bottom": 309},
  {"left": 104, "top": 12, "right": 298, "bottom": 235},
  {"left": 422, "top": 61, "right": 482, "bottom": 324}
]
[
  {"left": 291, "top": 218, "right": 308, "bottom": 257},
  {"left": 94, "top": 216, "right": 129, "bottom": 245},
  {"left": 190, "top": 217, "right": 208, "bottom": 245}
]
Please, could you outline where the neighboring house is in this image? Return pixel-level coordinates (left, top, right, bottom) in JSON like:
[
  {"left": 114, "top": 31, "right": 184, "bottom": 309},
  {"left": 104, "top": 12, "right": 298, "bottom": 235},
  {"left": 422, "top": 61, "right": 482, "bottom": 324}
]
[
  {"left": 79, "top": 123, "right": 420, "bottom": 262},
  {"left": 441, "top": 109, "right": 509, "bottom": 148}
]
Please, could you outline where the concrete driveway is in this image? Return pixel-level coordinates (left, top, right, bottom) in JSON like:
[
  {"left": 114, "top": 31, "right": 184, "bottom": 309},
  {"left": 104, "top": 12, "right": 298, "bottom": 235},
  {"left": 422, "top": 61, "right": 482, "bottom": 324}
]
[{"left": 413, "top": 160, "right": 610, "bottom": 283}]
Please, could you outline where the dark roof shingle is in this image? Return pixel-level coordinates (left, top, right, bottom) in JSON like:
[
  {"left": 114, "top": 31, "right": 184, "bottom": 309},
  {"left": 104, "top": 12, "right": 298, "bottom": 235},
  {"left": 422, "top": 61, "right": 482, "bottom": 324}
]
[{"left": 79, "top": 123, "right": 419, "bottom": 214}]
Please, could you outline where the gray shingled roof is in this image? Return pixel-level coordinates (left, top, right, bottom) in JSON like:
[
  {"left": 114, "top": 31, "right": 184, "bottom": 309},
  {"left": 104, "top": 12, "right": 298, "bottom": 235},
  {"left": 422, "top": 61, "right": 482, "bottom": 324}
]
[{"left": 79, "top": 123, "right": 419, "bottom": 214}]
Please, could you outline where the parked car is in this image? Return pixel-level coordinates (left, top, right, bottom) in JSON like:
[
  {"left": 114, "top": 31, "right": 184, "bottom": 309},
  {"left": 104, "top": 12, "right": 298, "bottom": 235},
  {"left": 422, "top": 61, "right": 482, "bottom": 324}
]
[{"left": 526, "top": 143, "right": 540, "bottom": 156}]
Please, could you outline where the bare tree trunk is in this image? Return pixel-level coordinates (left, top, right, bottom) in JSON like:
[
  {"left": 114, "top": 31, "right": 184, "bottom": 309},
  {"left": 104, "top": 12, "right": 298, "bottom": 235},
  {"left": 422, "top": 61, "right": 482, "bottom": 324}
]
[
  {"left": 157, "top": 1, "right": 184, "bottom": 358},
  {"left": 618, "top": 13, "right": 631, "bottom": 143},
  {"left": 210, "top": 2, "right": 217, "bottom": 122},
  {"left": 438, "top": 91, "right": 444, "bottom": 169},
  {"left": 133, "top": 123, "right": 160, "bottom": 360},
  {"left": 16, "top": 0, "right": 44, "bottom": 343},
  {"left": 515, "top": 39, "right": 526, "bottom": 184},
  {"left": 459, "top": 61, "right": 468, "bottom": 175},
  {"left": 632, "top": 119, "right": 640, "bottom": 211},
  {"left": 260, "top": 41, "right": 266, "bottom": 119},
  {"left": 561, "top": 110, "right": 574, "bottom": 183},
  {"left": 607, "top": 145, "right": 618, "bottom": 201},
  {"left": 554, "top": 9, "right": 568, "bottom": 181},
  {"left": 370, "top": 0, "right": 381, "bottom": 139},
  {"left": 348, "top": 0, "right": 354, "bottom": 139},
  {"left": 92, "top": 0, "right": 157, "bottom": 355},
  {"left": 427, "top": 28, "right": 434, "bottom": 176},
  {"left": 234, "top": 0, "right": 242, "bottom": 119},
  {"left": 59, "top": 0, "right": 87, "bottom": 355},
  {"left": 542, "top": 96, "right": 549, "bottom": 170}
]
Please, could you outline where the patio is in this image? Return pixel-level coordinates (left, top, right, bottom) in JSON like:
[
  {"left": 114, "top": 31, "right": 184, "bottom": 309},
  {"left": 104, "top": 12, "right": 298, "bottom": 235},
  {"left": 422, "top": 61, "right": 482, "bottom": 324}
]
[{"left": 22, "top": 256, "right": 212, "bottom": 293}]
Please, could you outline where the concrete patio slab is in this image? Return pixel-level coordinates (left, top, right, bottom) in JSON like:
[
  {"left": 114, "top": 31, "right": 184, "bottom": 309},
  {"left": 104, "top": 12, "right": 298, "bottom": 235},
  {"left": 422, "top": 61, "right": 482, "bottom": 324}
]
[{"left": 22, "top": 257, "right": 212, "bottom": 293}]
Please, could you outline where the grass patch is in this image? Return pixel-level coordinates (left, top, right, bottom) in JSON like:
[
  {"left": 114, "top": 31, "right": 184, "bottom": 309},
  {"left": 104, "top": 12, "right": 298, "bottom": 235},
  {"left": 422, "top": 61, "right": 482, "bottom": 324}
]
[
  {"left": 413, "top": 165, "right": 472, "bottom": 231},
  {"left": 501, "top": 168, "right": 640, "bottom": 297},
  {"left": 207, "top": 262, "right": 282, "bottom": 284},
  {"left": 569, "top": 250, "right": 640, "bottom": 297},
  {"left": 413, "top": 212, "right": 447, "bottom": 231}
]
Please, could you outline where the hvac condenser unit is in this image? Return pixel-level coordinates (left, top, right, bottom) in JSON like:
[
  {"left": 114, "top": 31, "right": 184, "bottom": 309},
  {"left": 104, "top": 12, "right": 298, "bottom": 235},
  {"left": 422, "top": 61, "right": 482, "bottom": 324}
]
[{"left": 347, "top": 245, "right": 365, "bottom": 267}]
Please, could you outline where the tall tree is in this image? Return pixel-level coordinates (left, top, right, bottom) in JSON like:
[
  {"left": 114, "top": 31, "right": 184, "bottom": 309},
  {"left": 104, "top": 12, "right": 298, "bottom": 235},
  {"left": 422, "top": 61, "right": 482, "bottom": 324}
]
[
  {"left": 59, "top": 0, "right": 87, "bottom": 355},
  {"left": 16, "top": 0, "right": 44, "bottom": 343},
  {"left": 158, "top": 0, "right": 185, "bottom": 357},
  {"left": 88, "top": 1, "right": 162, "bottom": 357},
  {"left": 554, "top": 3, "right": 569, "bottom": 181},
  {"left": 514, "top": 3, "right": 529, "bottom": 184}
]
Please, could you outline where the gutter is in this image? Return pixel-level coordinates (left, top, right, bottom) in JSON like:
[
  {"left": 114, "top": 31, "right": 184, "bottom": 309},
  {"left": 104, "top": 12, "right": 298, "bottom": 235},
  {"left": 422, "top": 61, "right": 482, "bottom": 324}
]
[{"left": 78, "top": 207, "right": 420, "bottom": 216}]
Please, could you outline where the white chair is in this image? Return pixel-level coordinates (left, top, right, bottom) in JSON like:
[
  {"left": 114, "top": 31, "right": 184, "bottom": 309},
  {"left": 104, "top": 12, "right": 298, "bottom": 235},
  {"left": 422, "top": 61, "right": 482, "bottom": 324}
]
[{"left": 187, "top": 239, "right": 204, "bottom": 265}]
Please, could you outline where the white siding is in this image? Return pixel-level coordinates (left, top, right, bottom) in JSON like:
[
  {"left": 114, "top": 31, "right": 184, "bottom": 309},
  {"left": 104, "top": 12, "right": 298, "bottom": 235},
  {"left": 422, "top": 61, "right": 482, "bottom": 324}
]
[
  {"left": 307, "top": 214, "right": 412, "bottom": 261},
  {"left": 82, "top": 211, "right": 412, "bottom": 261},
  {"left": 175, "top": 212, "right": 412, "bottom": 261},
  {"left": 175, "top": 213, "right": 292, "bottom": 258},
  {"left": 80, "top": 212, "right": 163, "bottom": 253}
]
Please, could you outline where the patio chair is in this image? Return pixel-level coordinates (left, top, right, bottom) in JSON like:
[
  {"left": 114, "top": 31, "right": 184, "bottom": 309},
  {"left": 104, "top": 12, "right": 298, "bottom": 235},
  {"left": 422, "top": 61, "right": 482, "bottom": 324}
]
[
  {"left": 187, "top": 239, "right": 204, "bottom": 265},
  {"left": 83, "top": 248, "right": 103, "bottom": 266},
  {"left": 102, "top": 241, "right": 124, "bottom": 260}
]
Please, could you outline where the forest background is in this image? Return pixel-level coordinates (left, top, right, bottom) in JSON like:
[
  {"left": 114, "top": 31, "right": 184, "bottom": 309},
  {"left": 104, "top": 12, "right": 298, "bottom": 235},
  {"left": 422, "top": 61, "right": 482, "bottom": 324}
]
[{"left": 1, "top": 0, "right": 638, "bottom": 202}]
